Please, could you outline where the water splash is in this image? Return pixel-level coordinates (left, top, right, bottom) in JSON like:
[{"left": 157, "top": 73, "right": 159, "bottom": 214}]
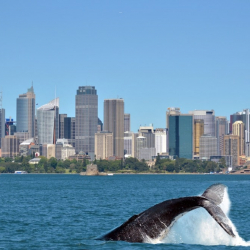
[{"left": 151, "top": 188, "right": 250, "bottom": 246}]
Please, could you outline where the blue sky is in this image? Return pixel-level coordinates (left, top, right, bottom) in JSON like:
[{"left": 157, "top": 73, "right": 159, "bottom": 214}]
[{"left": 1, "top": 1, "right": 250, "bottom": 132}]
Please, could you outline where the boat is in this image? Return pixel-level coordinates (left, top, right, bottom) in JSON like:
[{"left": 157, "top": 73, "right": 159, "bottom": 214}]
[
  {"left": 107, "top": 173, "right": 114, "bottom": 176},
  {"left": 14, "top": 171, "right": 28, "bottom": 174}
]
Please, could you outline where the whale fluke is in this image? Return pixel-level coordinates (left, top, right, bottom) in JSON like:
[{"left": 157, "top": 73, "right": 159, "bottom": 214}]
[
  {"left": 201, "top": 183, "right": 226, "bottom": 205},
  {"left": 98, "top": 184, "right": 235, "bottom": 243},
  {"left": 201, "top": 184, "right": 235, "bottom": 237}
]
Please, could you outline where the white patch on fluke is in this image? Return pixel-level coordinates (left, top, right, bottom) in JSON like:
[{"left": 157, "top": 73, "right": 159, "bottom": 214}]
[{"left": 148, "top": 188, "right": 250, "bottom": 246}]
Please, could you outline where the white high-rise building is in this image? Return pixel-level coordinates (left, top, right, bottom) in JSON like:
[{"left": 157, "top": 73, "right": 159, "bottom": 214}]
[{"left": 154, "top": 128, "right": 167, "bottom": 155}]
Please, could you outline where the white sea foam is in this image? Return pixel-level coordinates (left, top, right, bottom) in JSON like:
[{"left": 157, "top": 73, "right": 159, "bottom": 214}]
[{"left": 149, "top": 188, "right": 250, "bottom": 246}]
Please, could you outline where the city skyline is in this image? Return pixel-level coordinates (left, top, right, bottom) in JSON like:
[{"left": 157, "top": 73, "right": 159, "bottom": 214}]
[
  {"left": 2, "top": 84, "right": 250, "bottom": 133},
  {"left": 1, "top": 1, "right": 250, "bottom": 132}
]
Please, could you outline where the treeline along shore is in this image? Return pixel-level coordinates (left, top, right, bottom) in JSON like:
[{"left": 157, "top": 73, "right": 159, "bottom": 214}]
[{"left": 0, "top": 155, "right": 227, "bottom": 174}]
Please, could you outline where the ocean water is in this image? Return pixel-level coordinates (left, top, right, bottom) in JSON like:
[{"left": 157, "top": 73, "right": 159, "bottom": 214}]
[{"left": 1, "top": 174, "right": 250, "bottom": 249}]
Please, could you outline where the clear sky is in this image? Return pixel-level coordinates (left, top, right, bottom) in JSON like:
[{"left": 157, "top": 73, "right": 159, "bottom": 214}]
[{"left": 1, "top": 1, "right": 250, "bottom": 132}]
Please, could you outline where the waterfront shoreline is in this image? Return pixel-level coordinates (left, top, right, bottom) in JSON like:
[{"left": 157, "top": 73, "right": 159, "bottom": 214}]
[{"left": 3, "top": 172, "right": 250, "bottom": 175}]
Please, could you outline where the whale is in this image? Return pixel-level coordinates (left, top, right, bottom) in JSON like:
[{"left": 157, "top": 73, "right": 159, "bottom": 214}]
[{"left": 98, "top": 184, "right": 235, "bottom": 243}]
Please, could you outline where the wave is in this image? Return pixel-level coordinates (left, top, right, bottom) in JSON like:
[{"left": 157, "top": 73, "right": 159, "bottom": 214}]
[{"left": 149, "top": 188, "right": 250, "bottom": 246}]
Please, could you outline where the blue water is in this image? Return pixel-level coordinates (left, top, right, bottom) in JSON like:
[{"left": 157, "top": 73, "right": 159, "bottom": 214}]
[{"left": 1, "top": 174, "right": 250, "bottom": 249}]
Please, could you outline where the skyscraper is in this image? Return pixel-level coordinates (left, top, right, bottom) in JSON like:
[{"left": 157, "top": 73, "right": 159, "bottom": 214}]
[
  {"left": 224, "top": 135, "right": 239, "bottom": 167},
  {"left": 193, "top": 119, "right": 204, "bottom": 156},
  {"left": 75, "top": 86, "right": 98, "bottom": 160},
  {"left": 138, "top": 126, "right": 155, "bottom": 148},
  {"left": 104, "top": 99, "right": 124, "bottom": 158},
  {"left": 64, "top": 117, "right": 75, "bottom": 147},
  {"left": 167, "top": 107, "right": 193, "bottom": 159},
  {"left": 154, "top": 128, "right": 167, "bottom": 155},
  {"left": 16, "top": 86, "right": 35, "bottom": 138},
  {"left": 59, "top": 114, "right": 67, "bottom": 139},
  {"left": 189, "top": 110, "right": 215, "bottom": 136},
  {"left": 37, "top": 98, "right": 59, "bottom": 145},
  {"left": 94, "top": 131, "right": 113, "bottom": 160},
  {"left": 199, "top": 135, "right": 217, "bottom": 160},
  {"left": 0, "top": 109, "right": 5, "bottom": 148},
  {"left": 229, "top": 109, "right": 250, "bottom": 156},
  {"left": 124, "top": 113, "right": 130, "bottom": 132},
  {"left": 136, "top": 136, "right": 147, "bottom": 159},
  {"left": 215, "top": 116, "right": 228, "bottom": 156},
  {"left": 232, "top": 121, "right": 245, "bottom": 156}
]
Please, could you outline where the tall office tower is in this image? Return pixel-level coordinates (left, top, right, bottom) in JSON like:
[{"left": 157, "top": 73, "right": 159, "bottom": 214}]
[
  {"left": 154, "top": 128, "right": 167, "bottom": 155},
  {"left": 104, "top": 99, "right": 124, "bottom": 158},
  {"left": 94, "top": 131, "right": 113, "bottom": 160},
  {"left": 64, "top": 117, "right": 75, "bottom": 147},
  {"left": 75, "top": 86, "right": 98, "bottom": 160},
  {"left": 189, "top": 110, "right": 215, "bottom": 136},
  {"left": 37, "top": 98, "right": 59, "bottom": 145},
  {"left": 16, "top": 86, "right": 35, "bottom": 138},
  {"left": 229, "top": 112, "right": 243, "bottom": 133},
  {"left": 229, "top": 109, "right": 250, "bottom": 156},
  {"left": 232, "top": 121, "right": 245, "bottom": 156},
  {"left": 215, "top": 116, "right": 228, "bottom": 156},
  {"left": 193, "top": 119, "right": 204, "bottom": 156},
  {"left": 167, "top": 107, "right": 193, "bottom": 159},
  {"left": 59, "top": 114, "right": 67, "bottom": 139},
  {"left": 138, "top": 126, "right": 155, "bottom": 148},
  {"left": 224, "top": 135, "right": 239, "bottom": 167},
  {"left": 124, "top": 131, "right": 138, "bottom": 157},
  {"left": 199, "top": 135, "right": 217, "bottom": 160},
  {"left": 0, "top": 109, "right": 5, "bottom": 148},
  {"left": 136, "top": 136, "right": 147, "bottom": 159},
  {"left": 1, "top": 135, "right": 19, "bottom": 158},
  {"left": 124, "top": 113, "right": 130, "bottom": 132}
]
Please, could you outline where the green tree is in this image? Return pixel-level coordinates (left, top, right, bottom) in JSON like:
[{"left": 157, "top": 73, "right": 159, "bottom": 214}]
[
  {"left": 218, "top": 157, "right": 226, "bottom": 169},
  {"left": 155, "top": 153, "right": 161, "bottom": 166},
  {"left": 48, "top": 157, "right": 57, "bottom": 169},
  {"left": 63, "top": 159, "right": 71, "bottom": 169}
]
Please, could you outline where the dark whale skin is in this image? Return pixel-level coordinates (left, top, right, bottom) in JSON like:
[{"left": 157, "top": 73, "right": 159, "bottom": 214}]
[
  {"left": 98, "top": 184, "right": 235, "bottom": 243},
  {"left": 99, "top": 196, "right": 206, "bottom": 242}
]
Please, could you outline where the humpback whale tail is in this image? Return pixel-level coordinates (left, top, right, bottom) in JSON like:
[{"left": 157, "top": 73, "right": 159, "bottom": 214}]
[
  {"left": 97, "top": 184, "right": 235, "bottom": 243},
  {"left": 201, "top": 184, "right": 235, "bottom": 237}
]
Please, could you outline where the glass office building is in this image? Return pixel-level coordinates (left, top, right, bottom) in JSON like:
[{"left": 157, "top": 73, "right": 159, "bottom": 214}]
[
  {"left": 37, "top": 98, "right": 59, "bottom": 145},
  {"left": 64, "top": 117, "right": 75, "bottom": 147},
  {"left": 189, "top": 110, "right": 215, "bottom": 137},
  {"left": 75, "top": 86, "right": 98, "bottom": 160},
  {"left": 230, "top": 109, "right": 250, "bottom": 156},
  {"left": 167, "top": 108, "right": 193, "bottom": 159},
  {"left": 16, "top": 86, "right": 35, "bottom": 138}
]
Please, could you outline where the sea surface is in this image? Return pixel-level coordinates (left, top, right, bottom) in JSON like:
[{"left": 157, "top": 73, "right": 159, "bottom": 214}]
[{"left": 1, "top": 174, "right": 250, "bottom": 249}]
